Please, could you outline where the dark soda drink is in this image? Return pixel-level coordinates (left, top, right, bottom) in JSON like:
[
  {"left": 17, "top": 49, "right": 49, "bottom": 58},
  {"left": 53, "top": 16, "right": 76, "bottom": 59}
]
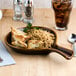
[{"left": 52, "top": 0, "right": 72, "bottom": 30}]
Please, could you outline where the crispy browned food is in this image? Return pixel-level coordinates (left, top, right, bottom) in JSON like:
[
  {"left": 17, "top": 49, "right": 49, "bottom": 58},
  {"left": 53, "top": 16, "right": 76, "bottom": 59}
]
[
  {"left": 11, "top": 27, "right": 31, "bottom": 42},
  {"left": 28, "top": 29, "right": 55, "bottom": 48},
  {"left": 12, "top": 41, "right": 27, "bottom": 48},
  {"left": 11, "top": 27, "right": 31, "bottom": 48},
  {"left": 11, "top": 27, "right": 27, "bottom": 36},
  {"left": 11, "top": 27, "right": 55, "bottom": 49},
  {"left": 28, "top": 40, "right": 44, "bottom": 49}
]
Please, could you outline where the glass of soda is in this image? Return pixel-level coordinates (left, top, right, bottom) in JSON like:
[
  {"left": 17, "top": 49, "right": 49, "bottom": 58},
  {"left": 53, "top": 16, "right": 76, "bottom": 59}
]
[{"left": 52, "top": 0, "right": 72, "bottom": 30}]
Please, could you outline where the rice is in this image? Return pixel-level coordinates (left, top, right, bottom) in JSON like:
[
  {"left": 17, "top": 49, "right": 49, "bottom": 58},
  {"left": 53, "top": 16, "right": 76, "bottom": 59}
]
[{"left": 28, "top": 29, "right": 55, "bottom": 48}]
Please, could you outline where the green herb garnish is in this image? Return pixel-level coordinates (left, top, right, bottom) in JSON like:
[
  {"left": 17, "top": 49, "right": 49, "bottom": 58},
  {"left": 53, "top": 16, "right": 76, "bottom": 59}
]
[
  {"left": 23, "top": 28, "right": 29, "bottom": 33},
  {"left": 33, "top": 27, "right": 40, "bottom": 30},
  {"left": 23, "top": 23, "right": 32, "bottom": 33},
  {"left": 23, "top": 23, "right": 40, "bottom": 33},
  {"left": 27, "top": 23, "right": 32, "bottom": 29}
]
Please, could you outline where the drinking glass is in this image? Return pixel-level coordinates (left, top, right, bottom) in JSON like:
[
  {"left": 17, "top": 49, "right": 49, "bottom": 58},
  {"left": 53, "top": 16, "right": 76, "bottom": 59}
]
[{"left": 52, "top": 0, "right": 72, "bottom": 30}]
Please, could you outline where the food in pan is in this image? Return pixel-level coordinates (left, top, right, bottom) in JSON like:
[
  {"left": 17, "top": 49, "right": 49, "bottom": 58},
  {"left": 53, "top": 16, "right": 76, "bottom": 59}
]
[
  {"left": 28, "top": 40, "right": 44, "bottom": 49},
  {"left": 11, "top": 27, "right": 30, "bottom": 48},
  {"left": 11, "top": 24, "right": 55, "bottom": 49},
  {"left": 27, "top": 29, "right": 55, "bottom": 48}
]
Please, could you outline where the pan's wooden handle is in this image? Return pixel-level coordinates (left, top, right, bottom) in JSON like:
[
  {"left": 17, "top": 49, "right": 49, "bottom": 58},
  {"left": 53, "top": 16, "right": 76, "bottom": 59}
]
[{"left": 51, "top": 45, "right": 74, "bottom": 60}]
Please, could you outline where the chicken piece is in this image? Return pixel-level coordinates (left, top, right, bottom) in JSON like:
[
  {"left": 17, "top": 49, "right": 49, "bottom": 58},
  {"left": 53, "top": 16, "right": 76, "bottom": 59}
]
[
  {"left": 28, "top": 40, "right": 44, "bottom": 49},
  {"left": 11, "top": 27, "right": 26, "bottom": 36},
  {"left": 12, "top": 41, "right": 27, "bottom": 48},
  {"left": 11, "top": 27, "right": 31, "bottom": 42}
]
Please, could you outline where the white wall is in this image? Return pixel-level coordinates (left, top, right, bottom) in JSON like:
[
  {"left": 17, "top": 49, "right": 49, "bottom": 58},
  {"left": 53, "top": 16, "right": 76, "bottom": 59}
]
[{"left": 0, "top": 0, "right": 76, "bottom": 9}]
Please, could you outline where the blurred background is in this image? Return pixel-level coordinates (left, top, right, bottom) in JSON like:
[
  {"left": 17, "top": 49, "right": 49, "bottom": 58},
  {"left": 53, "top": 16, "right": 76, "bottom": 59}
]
[{"left": 0, "top": 0, "right": 76, "bottom": 9}]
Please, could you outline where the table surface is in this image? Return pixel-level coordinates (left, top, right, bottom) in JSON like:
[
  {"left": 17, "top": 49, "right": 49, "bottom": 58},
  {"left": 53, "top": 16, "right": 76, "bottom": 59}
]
[{"left": 0, "top": 9, "right": 76, "bottom": 76}]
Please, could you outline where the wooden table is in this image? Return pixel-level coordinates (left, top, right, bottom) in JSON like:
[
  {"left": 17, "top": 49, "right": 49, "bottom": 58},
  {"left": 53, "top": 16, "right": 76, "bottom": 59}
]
[{"left": 0, "top": 9, "right": 76, "bottom": 76}]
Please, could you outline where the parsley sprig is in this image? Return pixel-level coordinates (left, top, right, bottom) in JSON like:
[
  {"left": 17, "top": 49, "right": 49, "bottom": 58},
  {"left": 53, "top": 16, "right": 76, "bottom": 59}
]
[{"left": 23, "top": 23, "right": 40, "bottom": 33}]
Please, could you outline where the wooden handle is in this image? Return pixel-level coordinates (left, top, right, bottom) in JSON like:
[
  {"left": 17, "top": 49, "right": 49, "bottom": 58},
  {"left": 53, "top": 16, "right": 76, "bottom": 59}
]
[{"left": 51, "top": 45, "right": 74, "bottom": 60}]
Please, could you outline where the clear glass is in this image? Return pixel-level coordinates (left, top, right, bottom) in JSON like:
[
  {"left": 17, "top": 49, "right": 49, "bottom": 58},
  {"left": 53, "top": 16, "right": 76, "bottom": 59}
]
[
  {"left": 52, "top": 0, "right": 72, "bottom": 30},
  {"left": 13, "top": 0, "right": 23, "bottom": 21}
]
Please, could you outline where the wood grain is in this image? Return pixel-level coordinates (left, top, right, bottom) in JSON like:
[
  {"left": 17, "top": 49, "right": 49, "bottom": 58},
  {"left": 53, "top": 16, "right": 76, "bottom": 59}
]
[{"left": 0, "top": 8, "right": 76, "bottom": 76}]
